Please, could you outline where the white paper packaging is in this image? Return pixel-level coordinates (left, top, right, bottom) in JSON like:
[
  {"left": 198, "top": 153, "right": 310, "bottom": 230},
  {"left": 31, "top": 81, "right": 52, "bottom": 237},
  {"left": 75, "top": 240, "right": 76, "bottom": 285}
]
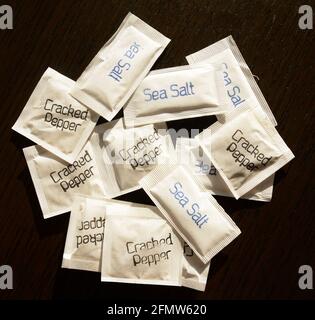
[
  {"left": 101, "top": 202, "right": 183, "bottom": 286},
  {"left": 12, "top": 68, "right": 99, "bottom": 162},
  {"left": 140, "top": 164, "right": 241, "bottom": 264},
  {"left": 23, "top": 141, "right": 107, "bottom": 219},
  {"left": 90, "top": 118, "right": 176, "bottom": 198},
  {"left": 70, "top": 12, "right": 170, "bottom": 121},
  {"left": 186, "top": 35, "right": 277, "bottom": 126},
  {"left": 176, "top": 137, "right": 274, "bottom": 202},
  {"left": 197, "top": 104, "right": 294, "bottom": 199},
  {"left": 62, "top": 196, "right": 108, "bottom": 272},
  {"left": 123, "top": 65, "right": 230, "bottom": 127}
]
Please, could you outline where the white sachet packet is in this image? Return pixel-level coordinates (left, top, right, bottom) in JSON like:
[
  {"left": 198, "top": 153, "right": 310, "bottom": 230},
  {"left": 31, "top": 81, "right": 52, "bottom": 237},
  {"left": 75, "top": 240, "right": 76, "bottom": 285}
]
[
  {"left": 140, "top": 164, "right": 241, "bottom": 264},
  {"left": 23, "top": 140, "right": 107, "bottom": 219},
  {"left": 62, "top": 196, "right": 108, "bottom": 272},
  {"left": 12, "top": 68, "right": 99, "bottom": 162},
  {"left": 101, "top": 202, "right": 183, "bottom": 286},
  {"left": 196, "top": 104, "right": 294, "bottom": 199},
  {"left": 70, "top": 12, "right": 170, "bottom": 121},
  {"left": 186, "top": 35, "right": 277, "bottom": 126},
  {"left": 176, "top": 137, "right": 274, "bottom": 202},
  {"left": 90, "top": 118, "right": 176, "bottom": 198},
  {"left": 123, "top": 65, "right": 229, "bottom": 127}
]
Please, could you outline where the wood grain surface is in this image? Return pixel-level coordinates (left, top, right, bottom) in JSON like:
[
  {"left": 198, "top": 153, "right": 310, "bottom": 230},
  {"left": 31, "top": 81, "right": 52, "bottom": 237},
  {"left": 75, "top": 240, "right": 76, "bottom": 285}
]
[{"left": 0, "top": 0, "right": 314, "bottom": 300}]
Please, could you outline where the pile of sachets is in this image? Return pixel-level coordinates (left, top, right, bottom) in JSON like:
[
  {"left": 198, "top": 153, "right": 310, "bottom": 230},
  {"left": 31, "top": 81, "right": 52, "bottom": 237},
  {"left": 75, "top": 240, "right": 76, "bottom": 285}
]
[{"left": 12, "top": 13, "right": 294, "bottom": 291}]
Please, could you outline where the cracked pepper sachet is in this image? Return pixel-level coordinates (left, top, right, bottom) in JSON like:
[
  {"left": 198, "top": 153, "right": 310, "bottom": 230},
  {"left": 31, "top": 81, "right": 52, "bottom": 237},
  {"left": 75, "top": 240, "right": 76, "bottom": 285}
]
[
  {"left": 23, "top": 140, "right": 107, "bottom": 219},
  {"left": 197, "top": 104, "right": 294, "bottom": 199},
  {"left": 12, "top": 68, "right": 99, "bottom": 162},
  {"left": 90, "top": 119, "right": 175, "bottom": 198}
]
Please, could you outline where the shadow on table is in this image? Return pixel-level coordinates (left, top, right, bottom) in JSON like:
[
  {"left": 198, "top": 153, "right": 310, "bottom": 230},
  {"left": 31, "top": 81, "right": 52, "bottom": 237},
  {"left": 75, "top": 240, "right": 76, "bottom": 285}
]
[{"left": 52, "top": 268, "right": 205, "bottom": 300}]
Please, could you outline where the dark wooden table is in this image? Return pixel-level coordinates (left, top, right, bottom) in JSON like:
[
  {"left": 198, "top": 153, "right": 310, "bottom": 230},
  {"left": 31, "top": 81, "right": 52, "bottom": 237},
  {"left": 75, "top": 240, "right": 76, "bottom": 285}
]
[{"left": 0, "top": 0, "right": 314, "bottom": 300}]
